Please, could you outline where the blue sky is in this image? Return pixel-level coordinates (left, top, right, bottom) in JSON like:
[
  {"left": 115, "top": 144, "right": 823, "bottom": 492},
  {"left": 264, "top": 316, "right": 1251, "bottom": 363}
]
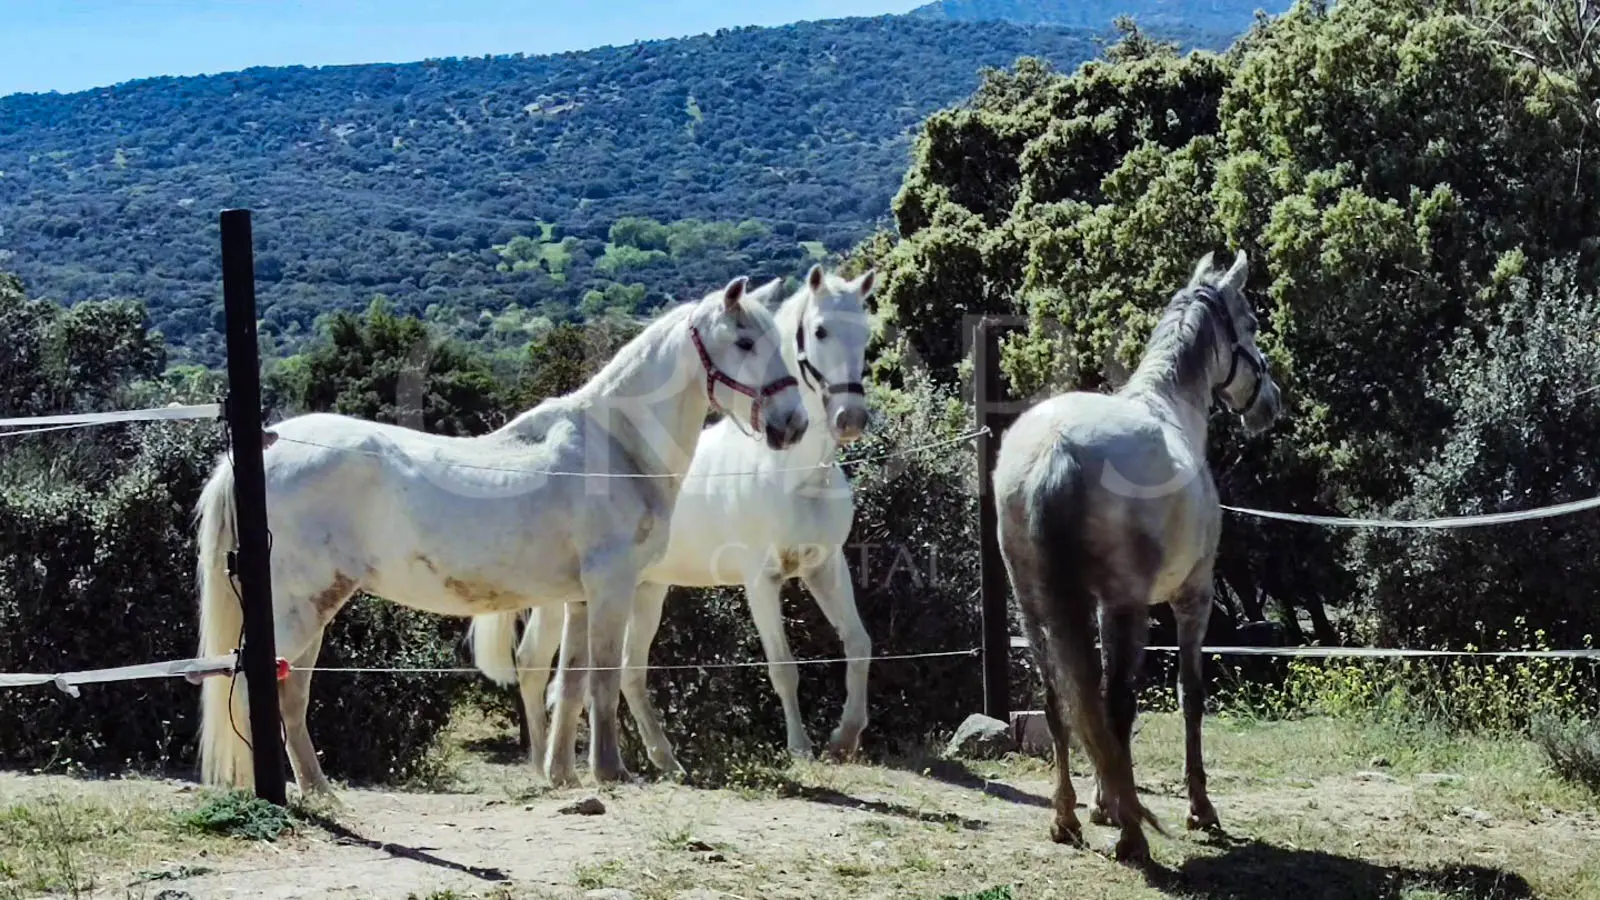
[{"left": 2, "top": 0, "right": 921, "bottom": 97}]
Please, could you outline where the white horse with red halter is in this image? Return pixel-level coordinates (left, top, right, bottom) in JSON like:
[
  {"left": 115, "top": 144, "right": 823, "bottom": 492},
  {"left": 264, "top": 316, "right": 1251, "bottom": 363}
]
[
  {"left": 193, "top": 276, "right": 807, "bottom": 795},
  {"left": 468, "top": 264, "right": 876, "bottom": 782}
]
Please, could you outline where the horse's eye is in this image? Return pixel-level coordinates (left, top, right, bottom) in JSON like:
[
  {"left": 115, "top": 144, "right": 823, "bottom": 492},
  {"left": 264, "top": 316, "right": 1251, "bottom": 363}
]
[
  {"left": 735, "top": 337, "right": 755, "bottom": 352},
  {"left": 814, "top": 326, "right": 829, "bottom": 340}
]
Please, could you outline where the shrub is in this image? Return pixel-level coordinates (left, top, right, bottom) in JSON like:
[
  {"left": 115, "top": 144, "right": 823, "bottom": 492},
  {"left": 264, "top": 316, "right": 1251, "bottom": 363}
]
[
  {"left": 1531, "top": 714, "right": 1600, "bottom": 794},
  {"left": 1347, "top": 258, "right": 1600, "bottom": 649}
]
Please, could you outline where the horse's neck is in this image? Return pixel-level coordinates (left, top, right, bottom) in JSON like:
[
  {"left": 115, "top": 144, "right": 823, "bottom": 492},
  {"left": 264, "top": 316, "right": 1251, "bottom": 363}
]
[
  {"left": 574, "top": 309, "right": 711, "bottom": 481},
  {"left": 1122, "top": 357, "right": 1213, "bottom": 464}
]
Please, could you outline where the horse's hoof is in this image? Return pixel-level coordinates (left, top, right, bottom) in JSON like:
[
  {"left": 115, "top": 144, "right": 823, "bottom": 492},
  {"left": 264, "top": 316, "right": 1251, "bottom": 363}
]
[
  {"left": 1089, "top": 805, "right": 1117, "bottom": 827},
  {"left": 786, "top": 742, "right": 816, "bottom": 761},
  {"left": 546, "top": 764, "right": 581, "bottom": 789},
  {"left": 825, "top": 727, "right": 862, "bottom": 762},
  {"left": 1049, "top": 819, "right": 1085, "bottom": 847},
  {"left": 592, "top": 763, "right": 635, "bottom": 785},
  {"left": 1186, "top": 807, "right": 1221, "bottom": 832},
  {"left": 1113, "top": 832, "right": 1151, "bottom": 865}
]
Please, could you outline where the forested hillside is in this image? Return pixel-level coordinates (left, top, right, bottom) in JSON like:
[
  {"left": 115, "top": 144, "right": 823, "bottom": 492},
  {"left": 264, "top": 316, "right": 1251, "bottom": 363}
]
[
  {"left": 0, "top": 15, "right": 1230, "bottom": 366},
  {"left": 909, "top": 0, "right": 1294, "bottom": 34}
]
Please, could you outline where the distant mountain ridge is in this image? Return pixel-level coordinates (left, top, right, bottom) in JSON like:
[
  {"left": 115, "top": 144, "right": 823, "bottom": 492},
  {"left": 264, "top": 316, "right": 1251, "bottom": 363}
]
[
  {"left": 0, "top": 13, "right": 1246, "bottom": 365},
  {"left": 909, "top": 0, "right": 1294, "bottom": 35}
]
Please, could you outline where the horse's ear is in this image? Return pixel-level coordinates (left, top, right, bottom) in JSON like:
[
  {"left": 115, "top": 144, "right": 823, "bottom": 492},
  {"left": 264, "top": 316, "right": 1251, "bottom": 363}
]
[
  {"left": 751, "top": 277, "right": 785, "bottom": 309},
  {"left": 1189, "top": 251, "right": 1217, "bottom": 287},
  {"left": 722, "top": 276, "right": 749, "bottom": 310},
  {"left": 807, "top": 263, "right": 825, "bottom": 292},
  {"left": 1222, "top": 248, "right": 1249, "bottom": 292},
  {"left": 853, "top": 268, "right": 877, "bottom": 299}
]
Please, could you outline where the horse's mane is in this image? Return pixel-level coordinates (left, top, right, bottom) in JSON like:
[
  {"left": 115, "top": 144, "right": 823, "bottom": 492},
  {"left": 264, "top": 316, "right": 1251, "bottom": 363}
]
[
  {"left": 574, "top": 285, "right": 778, "bottom": 400},
  {"left": 1128, "top": 272, "right": 1233, "bottom": 397}
]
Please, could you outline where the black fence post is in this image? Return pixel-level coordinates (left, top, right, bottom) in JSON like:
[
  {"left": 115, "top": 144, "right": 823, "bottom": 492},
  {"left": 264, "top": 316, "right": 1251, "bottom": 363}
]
[
  {"left": 975, "top": 317, "right": 1019, "bottom": 722},
  {"left": 219, "top": 208, "right": 287, "bottom": 806}
]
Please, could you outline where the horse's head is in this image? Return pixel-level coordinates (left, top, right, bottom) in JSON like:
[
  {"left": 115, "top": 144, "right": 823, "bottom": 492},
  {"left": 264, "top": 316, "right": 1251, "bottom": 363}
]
[
  {"left": 691, "top": 276, "right": 809, "bottom": 450},
  {"left": 1189, "top": 249, "right": 1282, "bottom": 436},
  {"left": 793, "top": 264, "right": 875, "bottom": 445}
]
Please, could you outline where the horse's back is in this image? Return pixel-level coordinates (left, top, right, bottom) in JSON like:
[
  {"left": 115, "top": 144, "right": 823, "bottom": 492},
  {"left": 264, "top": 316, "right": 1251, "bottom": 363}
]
[
  {"left": 258, "top": 409, "right": 616, "bottom": 614},
  {"left": 997, "top": 391, "right": 1212, "bottom": 599}
]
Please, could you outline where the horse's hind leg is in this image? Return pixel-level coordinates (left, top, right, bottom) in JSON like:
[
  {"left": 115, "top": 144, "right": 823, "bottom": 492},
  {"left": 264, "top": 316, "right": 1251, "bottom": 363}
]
[
  {"left": 1091, "top": 606, "right": 1148, "bottom": 830},
  {"left": 745, "top": 573, "right": 812, "bottom": 758},
  {"left": 799, "top": 550, "right": 870, "bottom": 760},
  {"left": 515, "top": 606, "right": 562, "bottom": 770},
  {"left": 1038, "top": 654, "right": 1084, "bottom": 846},
  {"left": 619, "top": 581, "right": 685, "bottom": 778},
  {"left": 1173, "top": 583, "right": 1221, "bottom": 831},
  {"left": 280, "top": 629, "right": 332, "bottom": 797},
  {"left": 1002, "top": 549, "right": 1086, "bottom": 846},
  {"left": 545, "top": 603, "right": 588, "bottom": 788}
]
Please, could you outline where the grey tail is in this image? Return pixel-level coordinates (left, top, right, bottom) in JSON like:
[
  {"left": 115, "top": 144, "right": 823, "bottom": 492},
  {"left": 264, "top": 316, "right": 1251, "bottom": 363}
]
[{"left": 1026, "top": 443, "right": 1166, "bottom": 838}]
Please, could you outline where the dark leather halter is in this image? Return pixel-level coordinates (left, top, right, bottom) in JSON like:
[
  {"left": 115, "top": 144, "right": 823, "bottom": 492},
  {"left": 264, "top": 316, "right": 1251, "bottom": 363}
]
[
  {"left": 794, "top": 318, "right": 865, "bottom": 402},
  {"left": 690, "top": 327, "right": 798, "bottom": 435},
  {"left": 1194, "top": 285, "right": 1265, "bottom": 415}
]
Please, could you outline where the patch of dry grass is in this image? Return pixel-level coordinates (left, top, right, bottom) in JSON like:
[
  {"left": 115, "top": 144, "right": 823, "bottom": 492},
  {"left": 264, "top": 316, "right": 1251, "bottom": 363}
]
[{"left": 0, "top": 776, "right": 254, "bottom": 899}]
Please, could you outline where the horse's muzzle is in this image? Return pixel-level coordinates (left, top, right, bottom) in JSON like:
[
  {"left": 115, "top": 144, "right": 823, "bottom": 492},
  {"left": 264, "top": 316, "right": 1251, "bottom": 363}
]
[
  {"left": 832, "top": 404, "right": 868, "bottom": 445},
  {"left": 765, "top": 410, "right": 808, "bottom": 450}
]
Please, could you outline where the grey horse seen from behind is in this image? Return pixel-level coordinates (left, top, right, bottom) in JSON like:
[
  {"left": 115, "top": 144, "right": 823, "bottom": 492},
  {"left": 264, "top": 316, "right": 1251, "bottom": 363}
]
[{"left": 992, "top": 249, "right": 1283, "bottom": 863}]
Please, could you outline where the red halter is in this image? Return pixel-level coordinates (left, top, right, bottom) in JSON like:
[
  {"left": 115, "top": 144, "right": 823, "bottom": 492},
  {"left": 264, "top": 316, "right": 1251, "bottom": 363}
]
[{"left": 690, "top": 327, "right": 798, "bottom": 435}]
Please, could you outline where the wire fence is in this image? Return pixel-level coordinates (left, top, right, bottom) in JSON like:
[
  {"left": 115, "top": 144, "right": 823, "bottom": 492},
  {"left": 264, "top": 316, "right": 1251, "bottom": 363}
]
[{"left": 5, "top": 394, "right": 1600, "bottom": 700}]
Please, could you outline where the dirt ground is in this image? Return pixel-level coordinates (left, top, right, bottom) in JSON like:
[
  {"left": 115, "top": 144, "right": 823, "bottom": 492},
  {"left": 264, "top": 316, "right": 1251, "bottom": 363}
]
[{"left": 2, "top": 712, "right": 1597, "bottom": 900}]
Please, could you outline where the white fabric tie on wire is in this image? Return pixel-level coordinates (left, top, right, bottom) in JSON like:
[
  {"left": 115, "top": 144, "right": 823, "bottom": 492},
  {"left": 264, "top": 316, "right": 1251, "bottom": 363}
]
[
  {"left": 0, "top": 403, "right": 221, "bottom": 430},
  {"left": 0, "top": 654, "right": 238, "bottom": 697}
]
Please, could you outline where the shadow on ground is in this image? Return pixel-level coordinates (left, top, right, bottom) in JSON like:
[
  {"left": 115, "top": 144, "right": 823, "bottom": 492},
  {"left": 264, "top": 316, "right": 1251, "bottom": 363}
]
[
  {"left": 296, "top": 810, "right": 510, "bottom": 883},
  {"left": 883, "top": 755, "right": 1054, "bottom": 809},
  {"left": 1146, "top": 835, "right": 1536, "bottom": 900}
]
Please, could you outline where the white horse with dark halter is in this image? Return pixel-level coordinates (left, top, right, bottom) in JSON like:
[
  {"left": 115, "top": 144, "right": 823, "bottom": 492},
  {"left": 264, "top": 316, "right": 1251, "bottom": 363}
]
[
  {"left": 468, "top": 264, "right": 877, "bottom": 784},
  {"left": 194, "top": 276, "right": 808, "bottom": 795},
  {"left": 992, "top": 250, "right": 1282, "bottom": 863}
]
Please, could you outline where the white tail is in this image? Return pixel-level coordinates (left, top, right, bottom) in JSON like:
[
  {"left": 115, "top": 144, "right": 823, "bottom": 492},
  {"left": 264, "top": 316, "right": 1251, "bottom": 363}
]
[
  {"left": 195, "top": 458, "right": 253, "bottom": 790},
  {"left": 467, "top": 611, "right": 523, "bottom": 686}
]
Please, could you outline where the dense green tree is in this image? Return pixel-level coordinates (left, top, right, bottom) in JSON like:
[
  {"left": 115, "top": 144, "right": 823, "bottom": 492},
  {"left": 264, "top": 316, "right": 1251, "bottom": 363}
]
[
  {"left": 514, "top": 315, "right": 642, "bottom": 408},
  {"left": 267, "top": 296, "right": 506, "bottom": 436}
]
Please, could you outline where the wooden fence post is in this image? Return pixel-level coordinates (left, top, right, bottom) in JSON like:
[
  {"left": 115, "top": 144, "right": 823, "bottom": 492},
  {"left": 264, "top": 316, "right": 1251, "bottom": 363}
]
[
  {"left": 219, "top": 208, "right": 287, "bottom": 806},
  {"left": 975, "top": 317, "right": 1019, "bottom": 722}
]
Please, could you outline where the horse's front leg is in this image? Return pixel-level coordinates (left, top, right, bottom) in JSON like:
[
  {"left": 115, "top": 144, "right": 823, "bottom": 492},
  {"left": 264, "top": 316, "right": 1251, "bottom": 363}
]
[
  {"left": 582, "top": 566, "right": 638, "bottom": 784},
  {"left": 619, "top": 581, "right": 684, "bottom": 779},
  {"left": 1173, "top": 583, "right": 1221, "bottom": 832},
  {"left": 745, "top": 572, "right": 812, "bottom": 758},
  {"left": 799, "top": 549, "right": 871, "bottom": 760}
]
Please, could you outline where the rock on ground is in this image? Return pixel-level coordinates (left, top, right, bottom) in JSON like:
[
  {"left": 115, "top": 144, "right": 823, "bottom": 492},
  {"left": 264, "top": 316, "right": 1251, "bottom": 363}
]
[{"left": 944, "top": 713, "right": 1015, "bottom": 760}]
